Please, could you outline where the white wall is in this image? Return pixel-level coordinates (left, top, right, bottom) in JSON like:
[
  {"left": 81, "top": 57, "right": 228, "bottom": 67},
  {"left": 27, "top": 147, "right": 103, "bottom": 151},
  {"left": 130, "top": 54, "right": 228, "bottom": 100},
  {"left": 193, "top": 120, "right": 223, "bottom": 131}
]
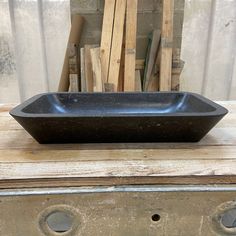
[
  {"left": 0, "top": 0, "right": 70, "bottom": 103},
  {"left": 180, "top": 0, "right": 236, "bottom": 100},
  {"left": 1, "top": 0, "right": 236, "bottom": 102},
  {"left": 0, "top": 0, "right": 20, "bottom": 103}
]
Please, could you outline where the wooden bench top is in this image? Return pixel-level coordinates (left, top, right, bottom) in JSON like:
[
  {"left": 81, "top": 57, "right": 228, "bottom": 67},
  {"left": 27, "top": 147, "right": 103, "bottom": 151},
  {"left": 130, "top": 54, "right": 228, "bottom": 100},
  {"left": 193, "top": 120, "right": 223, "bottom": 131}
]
[{"left": 0, "top": 102, "right": 235, "bottom": 188}]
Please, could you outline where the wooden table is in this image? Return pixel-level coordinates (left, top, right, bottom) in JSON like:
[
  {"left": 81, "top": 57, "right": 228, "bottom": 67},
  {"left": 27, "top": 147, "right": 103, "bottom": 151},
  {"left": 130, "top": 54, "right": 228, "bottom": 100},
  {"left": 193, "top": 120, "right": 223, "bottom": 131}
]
[{"left": 0, "top": 102, "right": 236, "bottom": 235}]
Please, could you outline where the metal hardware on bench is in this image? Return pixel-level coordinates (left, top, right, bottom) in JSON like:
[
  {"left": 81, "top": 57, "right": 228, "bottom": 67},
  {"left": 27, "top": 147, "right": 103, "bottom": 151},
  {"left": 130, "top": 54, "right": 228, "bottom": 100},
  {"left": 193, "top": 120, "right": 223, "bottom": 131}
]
[
  {"left": 0, "top": 185, "right": 236, "bottom": 235},
  {"left": 1, "top": 185, "right": 236, "bottom": 196}
]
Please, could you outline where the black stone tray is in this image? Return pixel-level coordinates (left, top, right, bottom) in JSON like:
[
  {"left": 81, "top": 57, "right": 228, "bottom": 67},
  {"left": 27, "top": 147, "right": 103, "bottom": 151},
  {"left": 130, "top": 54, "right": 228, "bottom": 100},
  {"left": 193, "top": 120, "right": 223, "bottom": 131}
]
[{"left": 10, "top": 92, "right": 228, "bottom": 143}]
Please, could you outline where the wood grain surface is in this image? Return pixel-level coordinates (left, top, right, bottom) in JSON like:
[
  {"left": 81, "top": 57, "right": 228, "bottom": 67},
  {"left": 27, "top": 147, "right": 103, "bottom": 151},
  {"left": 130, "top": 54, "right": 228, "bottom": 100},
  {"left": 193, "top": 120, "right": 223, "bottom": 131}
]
[
  {"left": 107, "top": 0, "right": 127, "bottom": 91},
  {"left": 124, "top": 0, "right": 138, "bottom": 91},
  {"left": 159, "top": 0, "right": 174, "bottom": 91}
]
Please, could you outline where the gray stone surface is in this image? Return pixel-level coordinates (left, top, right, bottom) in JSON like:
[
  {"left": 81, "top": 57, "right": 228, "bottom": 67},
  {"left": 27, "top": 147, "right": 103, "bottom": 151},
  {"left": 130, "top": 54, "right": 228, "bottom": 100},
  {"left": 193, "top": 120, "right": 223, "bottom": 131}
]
[{"left": 71, "top": 0, "right": 185, "bottom": 59}]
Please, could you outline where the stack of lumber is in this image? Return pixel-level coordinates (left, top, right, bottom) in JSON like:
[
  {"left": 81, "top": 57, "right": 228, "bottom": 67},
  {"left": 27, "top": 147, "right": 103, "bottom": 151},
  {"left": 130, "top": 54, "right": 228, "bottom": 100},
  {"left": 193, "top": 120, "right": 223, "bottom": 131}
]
[
  {"left": 143, "top": 0, "right": 184, "bottom": 91},
  {"left": 80, "top": 0, "right": 139, "bottom": 92},
  {"left": 59, "top": 0, "right": 184, "bottom": 93},
  {"left": 135, "top": 48, "right": 184, "bottom": 92},
  {"left": 69, "top": 44, "right": 79, "bottom": 92}
]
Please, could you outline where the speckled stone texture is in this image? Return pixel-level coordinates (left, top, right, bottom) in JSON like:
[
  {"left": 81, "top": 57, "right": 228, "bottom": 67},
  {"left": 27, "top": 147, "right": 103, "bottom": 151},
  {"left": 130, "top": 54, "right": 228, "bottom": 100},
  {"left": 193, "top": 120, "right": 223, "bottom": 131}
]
[{"left": 10, "top": 92, "right": 227, "bottom": 143}]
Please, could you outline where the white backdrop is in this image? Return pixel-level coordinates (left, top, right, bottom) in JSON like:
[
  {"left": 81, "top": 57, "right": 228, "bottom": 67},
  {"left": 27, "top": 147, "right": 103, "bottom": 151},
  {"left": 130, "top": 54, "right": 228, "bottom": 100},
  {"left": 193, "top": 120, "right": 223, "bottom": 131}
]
[
  {"left": 180, "top": 0, "right": 236, "bottom": 100},
  {"left": 0, "top": 0, "right": 70, "bottom": 102},
  {"left": 1, "top": 0, "right": 236, "bottom": 102}
]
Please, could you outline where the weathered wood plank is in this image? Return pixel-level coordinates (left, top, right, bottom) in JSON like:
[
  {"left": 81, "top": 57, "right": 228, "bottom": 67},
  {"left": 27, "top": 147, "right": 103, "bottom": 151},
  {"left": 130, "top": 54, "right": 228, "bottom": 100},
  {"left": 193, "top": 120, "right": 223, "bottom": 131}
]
[
  {"left": 1, "top": 176, "right": 236, "bottom": 189},
  {"left": 84, "top": 45, "right": 95, "bottom": 92},
  {"left": 0, "top": 145, "right": 236, "bottom": 162},
  {"left": 58, "top": 15, "right": 84, "bottom": 92},
  {"left": 159, "top": 0, "right": 174, "bottom": 91},
  {"left": 147, "top": 42, "right": 162, "bottom": 91},
  {"left": 84, "top": 45, "right": 99, "bottom": 92},
  {"left": 107, "top": 0, "right": 127, "bottom": 91},
  {"left": 90, "top": 47, "right": 103, "bottom": 92},
  {"left": 124, "top": 0, "right": 138, "bottom": 91},
  {"left": 118, "top": 25, "right": 126, "bottom": 92},
  {"left": 144, "top": 30, "right": 161, "bottom": 91},
  {"left": 80, "top": 47, "right": 86, "bottom": 92},
  {"left": 69, "top": 74, "right": 79, "bottom": 92},
  {"left": 100, "top": 0, "right": 116, "bottom": 83},
  {"left": 0, "top": 159, "right": 236, "bottom": 180},
  {"left": 135, "top": 70, "right": 142, "bottom": 92}
]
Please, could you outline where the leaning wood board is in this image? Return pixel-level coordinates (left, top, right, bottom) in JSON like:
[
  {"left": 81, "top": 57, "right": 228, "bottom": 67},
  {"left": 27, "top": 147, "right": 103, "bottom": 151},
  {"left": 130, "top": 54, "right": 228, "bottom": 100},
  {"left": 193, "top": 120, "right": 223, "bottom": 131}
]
[
  {"left": 107, "top": 0, "right": 127, "bottom": 91},
  {"left": 124, "top": 0, "right": 138, "bottom": 91},
  {"left": 58, "top": 15, "right": 84, "bottom": 92},
  {"left": 0, "top": 102, "right": 236, "bottom": 188},
  {"left": 144, "top": 30, "right": 161, "bottom": 91},
  {"left": 100, "top": 0, "right": 116, "bottom": 83},
  {"left": 90, "top": 47, "right": 103, "bottom": 92},
  {"left": 159, "top": 0, "right": 174, "bottom": 91},
  {"left": 84, "top": 45, "right": 97, "bottom": 92}
]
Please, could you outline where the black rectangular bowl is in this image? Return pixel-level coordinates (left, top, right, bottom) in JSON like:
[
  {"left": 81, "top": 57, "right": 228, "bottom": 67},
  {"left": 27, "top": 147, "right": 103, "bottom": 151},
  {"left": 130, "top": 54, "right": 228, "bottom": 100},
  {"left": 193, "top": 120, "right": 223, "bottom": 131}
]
[{"left": 10, "top": 92, "right": 228, "bottom": 143}]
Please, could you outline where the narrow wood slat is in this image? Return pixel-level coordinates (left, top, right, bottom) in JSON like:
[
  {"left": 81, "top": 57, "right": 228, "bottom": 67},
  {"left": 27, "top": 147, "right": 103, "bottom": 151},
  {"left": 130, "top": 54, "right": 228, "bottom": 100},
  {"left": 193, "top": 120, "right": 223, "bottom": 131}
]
[
  {"left": 135, "top": 70, "right": 142, "bottom": 92},
  {"left": 69, "top": 74, "right": 79, "bottom": 92},
  {"left": 1, "top": 176, "right": 236, "bottom": 189},
  {"left": 90, "top": 47, "right": 103, "bottom": 92},
  {"left": 124, "top": 0, "right": 138, "bottom": 91},
  {"left": 58, "top": 15, "right": 84, "bottom": 92},
  {"left": 144, "top": 30, "right": 161, "bottom": 91},
  {"left": 147, "top": 33, "right": 162, "bottom": 91},
  {"left": 100, "top": 0, "right": 116, "bottom": 83},
  {"left": 147, "top": 64, "right": 160, "bottom": 91},
  {"left": 107, "top": 0, "right": 127, "bottom": 91},
  {"left": 84, "top": 45, "right": 97, "bottom": 92},
  {"left": 68, "top": 47, "right": 79, "bottom": 92},
  {"left": 1, "top": 159, "right": 236, "bottom": 180},
  {"left": 118, "top": 45, "right": 125, "bottom": 91},
  {"left": 118, "top": 22, "right": 126, "bottom": 92},
  {"left": 159, "top": 0, "right": 174, "bottom": 91},
  {"left": 80, "top": 47, "right": 86, "bottom": 92},
  {"left": 68, "top": 57, "right": 78, "bottom": 74}
]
